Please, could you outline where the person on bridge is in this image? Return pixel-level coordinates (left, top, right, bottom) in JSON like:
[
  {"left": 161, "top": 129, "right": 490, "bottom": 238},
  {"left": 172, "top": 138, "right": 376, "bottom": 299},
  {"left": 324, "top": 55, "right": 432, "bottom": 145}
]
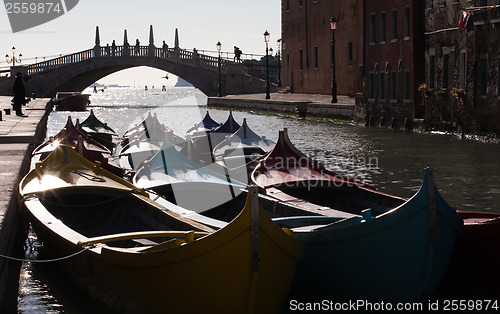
[
  {"left": 111, "top": 40, "right": 117, "bottom": 56},
  {"left": 162, "top": 40, "right": 168, "bottom": 57},
  {"left": 234, "top": 46, "right": 242, "bottom": 62},
  {"left": 12, "top": 72, "right": 26, "bottom": 116},
  {"left": 135, "top": 39, "right": 140, "bottom": 55}
]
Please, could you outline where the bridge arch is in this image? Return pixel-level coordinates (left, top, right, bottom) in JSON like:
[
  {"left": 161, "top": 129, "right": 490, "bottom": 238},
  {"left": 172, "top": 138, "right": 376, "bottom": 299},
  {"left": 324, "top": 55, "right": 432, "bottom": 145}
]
[
  {"left": 0, "top": 49, "right": 274, "bottom": 99},
  {"left": 0, "top": 26, "right": 275, "bottom": 98},
  {"left": 29, "top": 50, "right": 225, "bottom": 97},
  {"left": 23, "top": 45, "right": 260, "bottom": 97}
]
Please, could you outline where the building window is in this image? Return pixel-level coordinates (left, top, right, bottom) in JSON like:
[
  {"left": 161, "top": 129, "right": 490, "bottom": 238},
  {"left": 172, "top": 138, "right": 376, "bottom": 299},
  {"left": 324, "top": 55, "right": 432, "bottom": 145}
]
[
  {"left": 443, "top": 53, "right": 450, "bottom": 89},
  {"left": 429, "top": 55, "right": 436, "bottom": 88},
  {"left": 379, "top": 71, "right": 385, "bottom": 99},
  {"left": 390, "top": 71, "right": 397, "bottom": 99},
  {"left": 459, "top": 52, "right": 467, "bottom": 89},
  {"left": 299, "top": 49, "right": 303, "bottom": 70},
  {"left": 286, "top": 0, "right": 290, "bottom": 11},
  {"left": 314, "top": 46, "right": 318, "bottom": 69},
  {"left": 478, "top": 56, "right": 488, "bottom": 96},
  {"left": 474, "top": 0, "right": 487, "bottom": 20},
  {"left": 391, "top": 9, "right": 398, "bottom": 41},
  {"left": 368, "top": 72, "right": 375, "bottom": 99},
  {"left": 369, "top": 13, "right": 376, "bottom": 44},
  {"left": 348, "top": 42, "right": 353, "bottom": 66},
  {"left": 403, "top": 6, "right": 410, "bottom": 39},
  {"left": 380, "top": 12, "right": 386, "bottom": 43},
  {"left": 404, "top": 70, "right": 411, "bottom": 99}
]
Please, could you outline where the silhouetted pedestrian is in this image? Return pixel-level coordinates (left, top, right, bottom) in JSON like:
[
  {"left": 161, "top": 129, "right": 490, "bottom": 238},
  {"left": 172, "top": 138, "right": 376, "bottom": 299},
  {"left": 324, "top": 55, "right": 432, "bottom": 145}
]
[
  {"left": 234, "top": 46, "right": 242, "bottom": 62},
  {"left": 135, "top": 39, "right": 140, "bottom": 55},
  {"left": 111, "top": 40, "right": 117, "bottom": 56},
  {"left": 12, "top": 72, "right": 25, "bottom": 116},
  {"left": 162, "top": 40, "right": 168, "bottom": 57}
]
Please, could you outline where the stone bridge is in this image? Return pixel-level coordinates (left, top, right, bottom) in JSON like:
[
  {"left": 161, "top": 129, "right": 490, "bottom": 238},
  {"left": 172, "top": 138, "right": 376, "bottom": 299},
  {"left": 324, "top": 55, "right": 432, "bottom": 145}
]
[{"left": 0, "top": 26, "right": 274, "bottom": 98}]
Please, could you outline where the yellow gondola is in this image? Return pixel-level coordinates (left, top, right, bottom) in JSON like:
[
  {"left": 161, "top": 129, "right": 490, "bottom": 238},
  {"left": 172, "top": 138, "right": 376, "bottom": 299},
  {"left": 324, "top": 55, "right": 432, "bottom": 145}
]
[{"left": 19, "top": 145, "right": 303, "bottom": 314}]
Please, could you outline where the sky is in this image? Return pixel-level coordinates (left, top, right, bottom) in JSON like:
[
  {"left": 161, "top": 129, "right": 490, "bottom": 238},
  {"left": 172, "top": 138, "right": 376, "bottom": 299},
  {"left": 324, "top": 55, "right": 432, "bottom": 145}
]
[{"left": 0, "top": 0, "right": 281, "bottom": 87}]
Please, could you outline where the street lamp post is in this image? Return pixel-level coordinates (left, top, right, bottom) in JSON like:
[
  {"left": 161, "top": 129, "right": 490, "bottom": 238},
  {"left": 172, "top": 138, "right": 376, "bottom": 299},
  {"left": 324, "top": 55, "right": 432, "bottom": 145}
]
[
  {"left": 330, "top": 17, "right": 338, "bottom": 103},
  {"left": 5, "top": 46, "right": 22, "bottom": 67},
  {"left": 217, "top": 41, "right": 222, "bottom": 97},
  {"left": 277, "top": 39, "right": 282, "bottom": 87},
  {"left": 264, "top": 30, "right": 270, "bottom": 99}
]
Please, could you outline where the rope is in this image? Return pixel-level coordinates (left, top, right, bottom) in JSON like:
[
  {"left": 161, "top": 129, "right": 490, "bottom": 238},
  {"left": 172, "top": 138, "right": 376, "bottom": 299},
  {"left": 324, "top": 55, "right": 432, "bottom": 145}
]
[
  {"left": 217, "top": 154, "right": 262, "bottom": 172},
  {"left": 0, "top": 247, "right": 89, "bottom": 263},
  {"left": 425, "top": 27, "right": 459, "bottom": 35},
  {"left": 464, "top": 4, "right": 500, "bottom": 12},
  {"left": 70, "top": 170, "right": 106, "bottom": 182}
]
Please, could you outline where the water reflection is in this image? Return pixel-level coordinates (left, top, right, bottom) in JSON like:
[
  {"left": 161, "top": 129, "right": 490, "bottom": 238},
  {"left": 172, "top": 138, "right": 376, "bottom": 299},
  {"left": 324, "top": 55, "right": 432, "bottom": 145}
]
[{"left": 18, "top": 230, "right": 115, "bottom": 313}]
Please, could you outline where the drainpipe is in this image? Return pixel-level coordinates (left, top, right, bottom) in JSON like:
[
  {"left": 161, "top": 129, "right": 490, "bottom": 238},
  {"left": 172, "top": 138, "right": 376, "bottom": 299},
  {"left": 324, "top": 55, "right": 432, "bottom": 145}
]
[
  {"left": 472, "top": 26, "right": 477, "bottom": 110},
  {"left": 305, "top": 0, "right": 309, "bottom": 68},
  {"left": 359, "top": 0, "right": 366, "bottom": 93}
]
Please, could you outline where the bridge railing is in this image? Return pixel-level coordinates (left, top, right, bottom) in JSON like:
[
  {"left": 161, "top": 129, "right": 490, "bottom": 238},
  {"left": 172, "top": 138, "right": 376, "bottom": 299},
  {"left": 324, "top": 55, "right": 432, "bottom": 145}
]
[
  {"left": 196, "top": 49, "right": 264, "bottom": 63},
  {"left": 159, "top": 48, "right": 228, "bottom": 72},
  {"left": 26, "top": 45, "right": 230, "bottom": 76},
  {"left": 27, "top": 48, "right": 95, "bottom": 76}
]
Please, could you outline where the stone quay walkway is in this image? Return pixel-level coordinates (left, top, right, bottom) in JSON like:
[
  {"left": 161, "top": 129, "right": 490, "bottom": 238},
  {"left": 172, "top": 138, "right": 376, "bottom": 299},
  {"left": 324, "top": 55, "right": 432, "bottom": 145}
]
[
  {"left": 0, "top": 96, "right": 51, "bottom": 311},
  {"left": 208, "top": 92, "right": 355, "bottom": 120}
]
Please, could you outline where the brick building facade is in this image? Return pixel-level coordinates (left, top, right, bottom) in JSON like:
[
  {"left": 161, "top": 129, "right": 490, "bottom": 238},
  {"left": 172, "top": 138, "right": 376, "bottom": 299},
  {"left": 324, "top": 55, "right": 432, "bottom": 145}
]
[
  {"left": 281, "top": 0, "right": 426, "bottom": 126},
  {"left": 355, "top": 0, "right": 426, "bottom": 126},
  {"left": 281, "top": 0, "right": 358, "bottom": 96},
  {"left": 281, "top": 0, "right": 499, "bottom": 134}
]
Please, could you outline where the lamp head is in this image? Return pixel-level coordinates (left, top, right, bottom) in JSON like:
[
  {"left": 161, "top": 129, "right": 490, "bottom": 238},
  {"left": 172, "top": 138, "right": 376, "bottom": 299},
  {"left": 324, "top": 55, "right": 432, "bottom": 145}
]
[
  {"left": 330, "top": 17, "right": 337, "bottom": 30},
  {"left": 263, "top": 30, "right": 270, "bottom": 43}
]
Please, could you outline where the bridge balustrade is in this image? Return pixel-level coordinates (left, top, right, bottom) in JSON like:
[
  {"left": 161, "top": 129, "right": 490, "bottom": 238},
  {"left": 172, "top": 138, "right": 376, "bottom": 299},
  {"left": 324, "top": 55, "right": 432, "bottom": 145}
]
[
  {"left": 26, "top": 45, "right": 229, "bottom": 77},
  {"left": 27, "top": 49, "right": 94, "bottom": 75}
]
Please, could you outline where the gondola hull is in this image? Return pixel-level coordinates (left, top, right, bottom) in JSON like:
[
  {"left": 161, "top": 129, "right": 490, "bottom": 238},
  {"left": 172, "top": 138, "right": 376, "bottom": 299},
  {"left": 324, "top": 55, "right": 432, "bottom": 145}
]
[{"left": 20, "top": 146, "right": 303, "bottom": 313}]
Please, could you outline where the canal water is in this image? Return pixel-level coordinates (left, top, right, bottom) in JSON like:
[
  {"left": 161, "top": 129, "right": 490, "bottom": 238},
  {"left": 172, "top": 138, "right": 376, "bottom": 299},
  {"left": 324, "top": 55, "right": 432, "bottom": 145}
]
[{"left": 17, "top": 87, "right": 500, "bottom": 312}]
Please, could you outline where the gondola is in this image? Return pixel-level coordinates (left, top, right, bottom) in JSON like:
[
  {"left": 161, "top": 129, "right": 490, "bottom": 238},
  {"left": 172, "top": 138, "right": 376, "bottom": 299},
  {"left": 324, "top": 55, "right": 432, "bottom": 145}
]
[{"left": 19, "top": 145, "right": 303, "bottom": 314}]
